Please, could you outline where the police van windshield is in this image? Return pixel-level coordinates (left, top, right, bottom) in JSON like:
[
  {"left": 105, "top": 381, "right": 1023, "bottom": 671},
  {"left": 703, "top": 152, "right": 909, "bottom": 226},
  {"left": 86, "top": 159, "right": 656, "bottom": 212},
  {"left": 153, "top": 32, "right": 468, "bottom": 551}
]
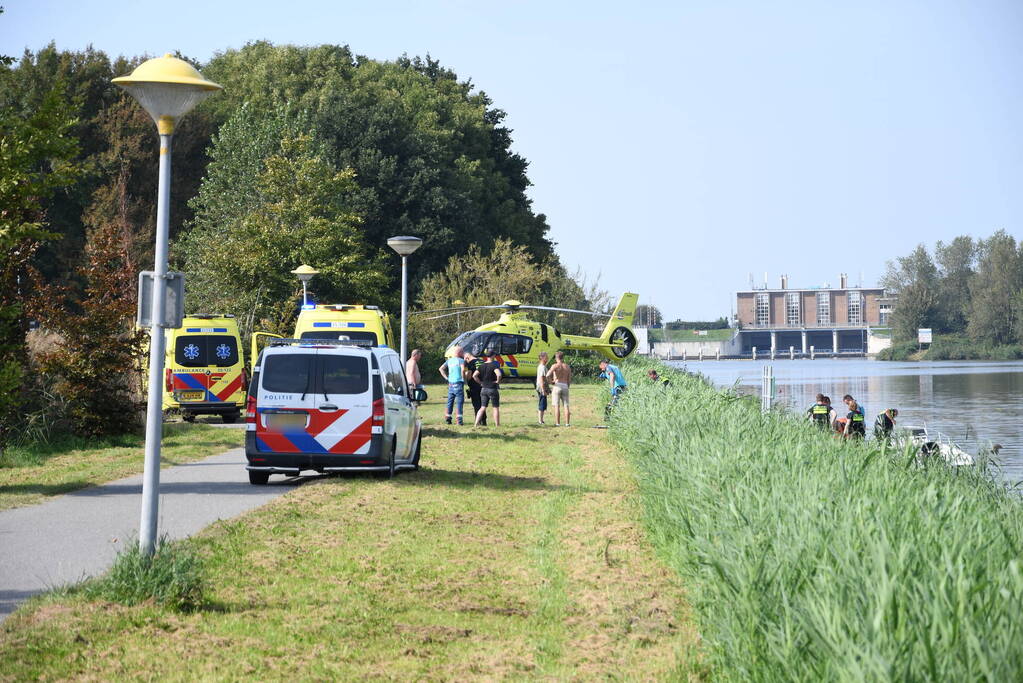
[
  {"left": 300, "top": 330, "right": 378, "bottom": 345},
  {"left": 175, "top": 336, "right": 239, "bottom": 368}
]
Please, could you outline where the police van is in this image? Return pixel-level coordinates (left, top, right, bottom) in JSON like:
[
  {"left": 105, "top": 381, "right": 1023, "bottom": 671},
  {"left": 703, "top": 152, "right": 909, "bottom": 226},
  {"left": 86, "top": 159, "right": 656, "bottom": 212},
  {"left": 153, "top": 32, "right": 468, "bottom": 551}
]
[
  {"left": 162, "top": 314, "right": 247, "bottom": 423},
  {"left": 250, "top": 304, "right": 395, "bottom": 369},
  {"left": 244, "top": 339, "right": 426, "bottom": 484}
]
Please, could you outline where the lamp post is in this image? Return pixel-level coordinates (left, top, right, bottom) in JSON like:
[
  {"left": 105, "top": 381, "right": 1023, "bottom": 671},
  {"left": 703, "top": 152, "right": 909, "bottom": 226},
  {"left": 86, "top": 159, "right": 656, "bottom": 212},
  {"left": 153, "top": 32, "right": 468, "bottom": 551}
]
[
  {"left": 113, "top": 55, "right": 221, "bottom": 556},
  {"left": 453, "top": 299, "right": 465, "bottom": 330},
  {"left": 291, "top": 265, "right": 319, "bottom": 308},
  {"left": 386, "top": 236, "right": 423, "bottom": 363}
]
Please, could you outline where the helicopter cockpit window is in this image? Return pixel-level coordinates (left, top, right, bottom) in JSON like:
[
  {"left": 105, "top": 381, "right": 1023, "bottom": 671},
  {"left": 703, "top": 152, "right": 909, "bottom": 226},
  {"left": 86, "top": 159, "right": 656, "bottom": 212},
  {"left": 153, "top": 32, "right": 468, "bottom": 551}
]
[
  {"left": 448, "top": 331, "right": 475, "bottom": 351},
  {"left": 460, "top": 333, "right": 493, "bottom": 357}
]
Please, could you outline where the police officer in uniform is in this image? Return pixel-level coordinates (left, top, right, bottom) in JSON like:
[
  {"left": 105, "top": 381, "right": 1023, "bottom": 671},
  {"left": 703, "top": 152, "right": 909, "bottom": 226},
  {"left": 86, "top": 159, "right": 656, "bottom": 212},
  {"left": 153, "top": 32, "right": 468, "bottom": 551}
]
[{"left": 807, "top": 393, "right": 831, "bottom": 430}]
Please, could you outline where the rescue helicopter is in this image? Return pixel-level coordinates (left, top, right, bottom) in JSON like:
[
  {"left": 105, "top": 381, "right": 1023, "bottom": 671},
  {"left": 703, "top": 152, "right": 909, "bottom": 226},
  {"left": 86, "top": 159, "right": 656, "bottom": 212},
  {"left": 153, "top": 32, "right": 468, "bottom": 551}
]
[{"left": 417, "top": 293, "right": 639, "bottom": 378}]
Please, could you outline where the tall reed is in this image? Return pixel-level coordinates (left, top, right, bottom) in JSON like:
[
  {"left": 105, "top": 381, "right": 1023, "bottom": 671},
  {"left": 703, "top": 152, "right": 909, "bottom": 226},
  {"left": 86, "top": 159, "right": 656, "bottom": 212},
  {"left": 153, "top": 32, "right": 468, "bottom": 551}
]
[{"left": 610, "top": 360, "right": 1023, "bottom": 681}]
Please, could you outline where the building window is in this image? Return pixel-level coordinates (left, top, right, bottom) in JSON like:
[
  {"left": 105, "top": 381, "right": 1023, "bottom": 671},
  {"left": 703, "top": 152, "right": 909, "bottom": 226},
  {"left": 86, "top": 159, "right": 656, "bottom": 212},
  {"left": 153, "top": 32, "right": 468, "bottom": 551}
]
[
  {"left": 816, "top": 292, "right": 830, "bottom": 325},
  {"left": 847, "top": 291, "right": 863, "bottom": 324},
  {"left": 879, "top": 303, "right": 893, "bottom": 326},
  {"left": 785, "top": 292, "right": 801, "bottom": 326},
  {"left": 755, "top": 293, "right": 769, "bottom": 326}
]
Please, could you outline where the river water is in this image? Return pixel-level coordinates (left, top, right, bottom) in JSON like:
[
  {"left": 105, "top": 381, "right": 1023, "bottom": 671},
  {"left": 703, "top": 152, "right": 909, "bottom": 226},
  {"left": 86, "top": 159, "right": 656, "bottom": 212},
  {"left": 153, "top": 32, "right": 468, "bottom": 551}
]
[{"left": 667, "top": 359, "right": 1023, "bottom": 484}]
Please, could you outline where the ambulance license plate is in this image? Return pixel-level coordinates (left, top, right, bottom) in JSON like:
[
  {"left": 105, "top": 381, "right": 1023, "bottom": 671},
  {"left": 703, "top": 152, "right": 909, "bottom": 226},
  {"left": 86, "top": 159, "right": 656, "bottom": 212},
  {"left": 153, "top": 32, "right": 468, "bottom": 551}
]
[
  {"left": 179, "top": 391, "right": 204, "bottom": 401},
  {"left": 266, "top": 413, "right": 307, "bottom": 429}
]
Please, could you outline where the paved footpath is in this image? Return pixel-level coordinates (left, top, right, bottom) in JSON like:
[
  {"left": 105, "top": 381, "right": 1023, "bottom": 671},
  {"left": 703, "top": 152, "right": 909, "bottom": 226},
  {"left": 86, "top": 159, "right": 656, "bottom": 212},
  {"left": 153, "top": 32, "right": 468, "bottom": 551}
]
[{"left": 0, "top": 447, "right": 303, "bottom": 620}]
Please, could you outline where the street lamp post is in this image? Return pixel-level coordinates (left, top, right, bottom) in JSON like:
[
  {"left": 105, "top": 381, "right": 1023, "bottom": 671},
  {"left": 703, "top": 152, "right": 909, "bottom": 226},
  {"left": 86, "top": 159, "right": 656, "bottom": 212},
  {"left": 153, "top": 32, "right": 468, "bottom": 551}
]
[
  {"left": 113, "top": 55, "right": 221, "bottom": 555},
  {"left": 386, "top": 236, "right": 423, "bottom": 364},
  {"left": 291, "top": 265, "right": 319, "bottom": 308}
]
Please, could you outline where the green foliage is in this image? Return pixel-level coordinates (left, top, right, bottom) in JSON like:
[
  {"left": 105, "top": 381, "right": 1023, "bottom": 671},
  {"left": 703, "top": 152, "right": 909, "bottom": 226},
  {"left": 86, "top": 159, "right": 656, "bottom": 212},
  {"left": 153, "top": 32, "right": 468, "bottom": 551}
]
[
  {"left": 881, "top": 244, "right": 939, "bottom": 341},
  {"left": 202, "top": 43, "right": 554, "bottom": 289},
  {"left": 611, "top": 359, "right": 1023, "bottom": 680},
  {"left": 875, "top": 340, "right": 918, "bottom": 361},
  {"left": 968, "top": 230, "right": 1023, "bottom": 345},
  {"left": 76, "top": 538, "right": 206, "bottom": 611},
  {"left": 180, "top": 120, "right": 388, "bottom": 341},
  {"left": 34, "top": 205, "right": 144, "bottom": 437},
  {"left": 664, "top": 318, "right": 729, "bottom": 330},
  {"left": 0, "top": 76, "right": 82, "bottom": 448}
]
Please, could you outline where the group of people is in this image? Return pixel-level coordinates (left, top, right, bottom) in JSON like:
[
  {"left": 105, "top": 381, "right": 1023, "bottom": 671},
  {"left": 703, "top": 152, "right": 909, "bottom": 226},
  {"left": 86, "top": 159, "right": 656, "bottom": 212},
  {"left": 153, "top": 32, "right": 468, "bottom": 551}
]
[
  {"left": 404, "top": 345, "right": 631, "bottom": 428},
  {"left": 806, "top": 392, "right": 899, "bottom": 441}
]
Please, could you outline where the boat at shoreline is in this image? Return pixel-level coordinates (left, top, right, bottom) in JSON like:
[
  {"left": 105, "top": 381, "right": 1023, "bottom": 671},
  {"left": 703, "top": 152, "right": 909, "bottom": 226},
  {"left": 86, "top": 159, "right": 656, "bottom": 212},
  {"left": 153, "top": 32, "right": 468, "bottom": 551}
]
[{"left": 897, "top": 425, "right": 975, "bottom": 466}]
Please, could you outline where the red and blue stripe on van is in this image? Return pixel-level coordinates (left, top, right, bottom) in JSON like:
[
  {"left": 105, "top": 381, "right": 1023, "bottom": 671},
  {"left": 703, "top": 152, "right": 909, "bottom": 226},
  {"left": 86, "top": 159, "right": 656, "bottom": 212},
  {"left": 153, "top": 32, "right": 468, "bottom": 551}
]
[
  {"left": 253, "top": 402, "right": 375, "bottom": 455},
  {"left": 171, "top": 371, "right": 243, "bottom": 403}
]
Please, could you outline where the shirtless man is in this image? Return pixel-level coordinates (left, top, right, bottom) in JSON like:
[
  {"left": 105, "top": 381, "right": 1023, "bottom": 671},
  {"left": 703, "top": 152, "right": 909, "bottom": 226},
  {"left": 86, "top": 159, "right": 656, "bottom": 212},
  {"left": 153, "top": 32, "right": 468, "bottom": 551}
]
[{"left": 545, "top": 351, "right": 572, "bottom": 427}]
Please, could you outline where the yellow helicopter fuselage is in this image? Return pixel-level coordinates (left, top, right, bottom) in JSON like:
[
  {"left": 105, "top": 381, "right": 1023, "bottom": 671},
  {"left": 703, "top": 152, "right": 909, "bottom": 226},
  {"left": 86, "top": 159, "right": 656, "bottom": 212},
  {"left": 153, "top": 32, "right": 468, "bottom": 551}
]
[{"left": 444, "top": 293, "right": 638, "bottom": 378}]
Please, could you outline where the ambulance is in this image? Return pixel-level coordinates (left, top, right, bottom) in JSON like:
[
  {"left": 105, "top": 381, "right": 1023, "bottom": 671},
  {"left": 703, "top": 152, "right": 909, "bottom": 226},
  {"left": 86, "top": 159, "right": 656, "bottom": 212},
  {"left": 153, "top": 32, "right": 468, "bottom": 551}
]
[
  {"left": 163, "top": 314, "right": 247, "bottom": 423},
  {"left": 250, "top": 304, "right": 396, "bottom": 368}
]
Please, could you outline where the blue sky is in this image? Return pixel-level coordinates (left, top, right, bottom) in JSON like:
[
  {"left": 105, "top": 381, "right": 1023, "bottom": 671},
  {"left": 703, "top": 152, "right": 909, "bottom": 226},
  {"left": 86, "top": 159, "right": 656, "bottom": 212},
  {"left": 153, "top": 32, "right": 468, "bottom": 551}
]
[{"left": 3, "top": 0, "right": 1021, "bottom": 319}]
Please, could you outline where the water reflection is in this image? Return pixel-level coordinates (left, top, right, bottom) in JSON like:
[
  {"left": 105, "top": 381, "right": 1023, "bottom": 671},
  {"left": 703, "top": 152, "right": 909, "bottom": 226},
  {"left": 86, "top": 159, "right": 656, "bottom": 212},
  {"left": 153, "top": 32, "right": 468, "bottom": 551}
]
[{"left": 668, "top": 359, "right": 1023, "bottom": 484}]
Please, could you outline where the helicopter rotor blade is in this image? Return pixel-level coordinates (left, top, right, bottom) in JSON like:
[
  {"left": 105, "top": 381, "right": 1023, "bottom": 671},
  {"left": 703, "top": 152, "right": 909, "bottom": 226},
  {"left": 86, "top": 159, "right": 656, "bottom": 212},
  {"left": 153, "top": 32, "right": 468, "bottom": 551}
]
[
  {"left": 411, "top": 305, "right": 504, "bottom": 315},
  {"left": 514, "top": 305, "right": 612, "bottom": 317},
  {"left": 419, "top": 310, "right": 487, "bottom": 321}
]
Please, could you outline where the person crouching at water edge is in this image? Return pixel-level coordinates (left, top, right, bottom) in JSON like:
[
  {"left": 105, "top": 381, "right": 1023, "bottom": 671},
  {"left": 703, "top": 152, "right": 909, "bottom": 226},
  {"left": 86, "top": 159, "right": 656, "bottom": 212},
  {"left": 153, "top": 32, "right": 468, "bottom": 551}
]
[
  {"left": 807, "top": 393, "right": 830, "bottom": 430},
  {"left": 439, "top": 346, "right": 467, "bottom": 425},
  {"left": 473, "top": 349, "right": 502, "bottom": 426},
  {"left": 843, "top": 400, "right": 866, "bottom": 439},
  {"left": 874, "top": 408, "right": 898, "bottom": 441},
  {"left": 599, "top": 359, "right": 627, "bottom": 418}
]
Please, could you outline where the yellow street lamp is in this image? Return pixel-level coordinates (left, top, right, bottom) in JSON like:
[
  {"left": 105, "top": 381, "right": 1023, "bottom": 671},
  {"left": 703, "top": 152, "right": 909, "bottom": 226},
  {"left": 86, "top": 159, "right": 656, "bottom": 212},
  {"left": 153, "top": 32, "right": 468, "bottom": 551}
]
[
  {"left": 453, "top": 300, "right": 465, "bottom": 329},
  {"left": 291, "top": 265, "right": 320, "bottom": 308},
  {"left": 113, "top": 54, "right": 221, "bottom": 556}
]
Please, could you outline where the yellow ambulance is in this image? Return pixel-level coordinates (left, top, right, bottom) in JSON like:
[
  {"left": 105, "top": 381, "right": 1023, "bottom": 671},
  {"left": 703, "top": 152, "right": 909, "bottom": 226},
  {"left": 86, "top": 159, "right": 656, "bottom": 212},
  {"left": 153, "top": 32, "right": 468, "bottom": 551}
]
[
  {"left": 164, "top": 314, "right": 247, "bottom": 423},
  {"left": 251, "top": 304, "right": 396, "bottom": 367}
]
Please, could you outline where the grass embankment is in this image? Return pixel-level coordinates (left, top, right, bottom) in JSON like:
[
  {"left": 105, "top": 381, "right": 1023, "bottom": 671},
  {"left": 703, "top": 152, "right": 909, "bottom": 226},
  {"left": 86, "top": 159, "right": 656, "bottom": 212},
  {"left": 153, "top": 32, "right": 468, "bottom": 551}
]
[
  {"left": 613, "top": 359, "right": 1023, "bottom": 680},
  {"left": 878, "top": 335, "right": 1023, "bottom": 361},
  {"left": 648, "top": 328, "right": 734, "bottom": 343},
  {"left": 0, "top": 383, "right": 697, "bottom": 680},
  {"left": 0, "top": 423, "right": 244, "bottom": 510}
]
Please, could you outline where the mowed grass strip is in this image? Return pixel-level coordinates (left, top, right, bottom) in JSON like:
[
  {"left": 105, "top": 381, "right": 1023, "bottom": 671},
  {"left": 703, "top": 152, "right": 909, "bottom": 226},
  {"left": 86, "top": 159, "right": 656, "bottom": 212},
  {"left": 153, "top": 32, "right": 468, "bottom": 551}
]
[
  {"left": 0, "top": 383, "right": 696, "bottom": 680},
  {"left": 0, "top": 423, "right": 244, "bottom": 510}
]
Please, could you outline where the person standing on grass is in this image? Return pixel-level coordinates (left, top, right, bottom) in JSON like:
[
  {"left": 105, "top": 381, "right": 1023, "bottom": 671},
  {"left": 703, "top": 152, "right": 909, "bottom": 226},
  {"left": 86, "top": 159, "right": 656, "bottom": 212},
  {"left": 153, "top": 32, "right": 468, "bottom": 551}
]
[
  {"left": 546, "top": 350, "right": 572, "bottom": 427},
  {"left": 439, "top": 346, "right": 466, "bottom": 425},
  {"left": 844, "top": 400, "right": 866, "bottom": 439},
  {"left": 473, "top": 349, "right": 502, "bottom": 426},
  {"left": 535, "top": 351, "right": 551, "bottom": 425},
  {"left": 599, "top": 359, "right": 627, "bottom": 416},
  {"left": 405, "top": 349, "right": 423, "bottom": 392},
  {"left": 464, "top": 350, "right": 486, "bottom": 426}
]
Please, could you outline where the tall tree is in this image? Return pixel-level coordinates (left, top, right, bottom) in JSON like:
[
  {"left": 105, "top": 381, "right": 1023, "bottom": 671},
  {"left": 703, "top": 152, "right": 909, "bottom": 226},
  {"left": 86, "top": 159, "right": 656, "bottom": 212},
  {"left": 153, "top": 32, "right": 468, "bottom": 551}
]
[
  {"left": 934, "top": 236, "right": 976, "bottom": 333},
  {"left": 179, "top": 130, "right": 388, "bottom": 340},
  {"left": 881, "top": 245, "right": 939, "bottom": 341},
  {"left": 201, "top": 43, "right": 553, "bottom": 292},
  {"left": 0, "top": 81, "right": 82, "bottom": 447},
  {"left": 967, "top": 231, "right": 1023, "bottom": 345}
]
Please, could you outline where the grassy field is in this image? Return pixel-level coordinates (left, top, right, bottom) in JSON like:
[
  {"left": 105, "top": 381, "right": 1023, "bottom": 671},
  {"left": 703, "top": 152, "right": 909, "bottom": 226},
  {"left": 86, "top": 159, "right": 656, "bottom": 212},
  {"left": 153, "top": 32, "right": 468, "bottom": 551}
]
[
  {"left": 648, "top": 328, "right": 734, "bottom": 343},
  {"left": 612, "top": 359, "right": 1023, "bottom": 680},
  {"left": 0, "top": 383, "right": 698, "bottom": 680},
  {"left": 0, "top": 423, "right": 244, "bottom": 511}
]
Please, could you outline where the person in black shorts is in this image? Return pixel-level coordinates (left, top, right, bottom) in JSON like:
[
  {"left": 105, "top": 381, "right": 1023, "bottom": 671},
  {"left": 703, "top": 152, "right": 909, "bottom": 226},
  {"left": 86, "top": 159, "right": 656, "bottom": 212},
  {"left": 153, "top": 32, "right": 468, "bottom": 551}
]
[
  {"left": 463, "top": 351, "right": 486, "bottom": 426},
  {"left": 473, "top": 349, "right": 503, "bottom": 426}
]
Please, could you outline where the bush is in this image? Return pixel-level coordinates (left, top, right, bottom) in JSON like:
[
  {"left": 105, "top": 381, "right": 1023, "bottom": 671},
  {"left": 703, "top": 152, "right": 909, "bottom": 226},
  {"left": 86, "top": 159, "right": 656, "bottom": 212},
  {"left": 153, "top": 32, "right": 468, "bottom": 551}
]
[
  {"left": 77, "top": 538, "right": 206, "bottom": 611},
  {"left": 609, "top": 359, "right": 1023, "bottom": 680},
  {"left": 875, "top": 340, "right": 917, "bottom": 360}
]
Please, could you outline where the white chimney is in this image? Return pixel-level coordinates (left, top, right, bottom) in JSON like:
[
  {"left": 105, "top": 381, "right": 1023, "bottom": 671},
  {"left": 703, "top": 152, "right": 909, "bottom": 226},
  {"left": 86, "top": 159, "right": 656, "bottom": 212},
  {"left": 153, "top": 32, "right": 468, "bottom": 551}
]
[{"left": 840, "top": 273, "right": 848, "bottom": 289}]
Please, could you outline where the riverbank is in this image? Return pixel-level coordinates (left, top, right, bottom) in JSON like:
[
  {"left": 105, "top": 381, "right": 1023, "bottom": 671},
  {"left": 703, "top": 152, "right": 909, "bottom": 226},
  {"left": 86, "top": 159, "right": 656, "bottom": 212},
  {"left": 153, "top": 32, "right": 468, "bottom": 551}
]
[
  {"left": 878, "top": 335, "right": 1023, "bottom": 361},
  {"left": 0, "top": 384, "right": 696, "bottom": 679},
  {"left": 614, "top": 358, "right": 1023, "bottom": 679}
]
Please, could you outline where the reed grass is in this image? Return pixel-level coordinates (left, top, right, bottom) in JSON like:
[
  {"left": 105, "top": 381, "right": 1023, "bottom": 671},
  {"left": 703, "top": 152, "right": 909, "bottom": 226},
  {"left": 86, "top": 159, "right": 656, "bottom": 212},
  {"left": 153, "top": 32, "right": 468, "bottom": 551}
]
[{"left": 610, "top": 359, "right": 1023, "bottom": 680}]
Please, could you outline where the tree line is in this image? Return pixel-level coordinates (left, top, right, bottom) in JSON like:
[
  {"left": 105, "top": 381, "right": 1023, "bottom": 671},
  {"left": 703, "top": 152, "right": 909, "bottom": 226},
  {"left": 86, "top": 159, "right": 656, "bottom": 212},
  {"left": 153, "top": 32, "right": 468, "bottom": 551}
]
[
  {"left": 881, "top": 231, "right": 1023, "bottom": 347},
  {"left": 0, "top": 38, "right": 600, "bottom": 450}
]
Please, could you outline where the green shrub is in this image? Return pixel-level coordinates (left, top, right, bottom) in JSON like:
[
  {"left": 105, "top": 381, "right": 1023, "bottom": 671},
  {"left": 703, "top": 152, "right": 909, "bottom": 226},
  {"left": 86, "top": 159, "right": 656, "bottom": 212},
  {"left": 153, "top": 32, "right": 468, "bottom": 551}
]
[
  {"left": 77, "top": 538, "right": 206, "bottom": 611},
  {"left": 609, "top": 359, "right": 1023, "bottom": 680},
  {"left": 876, "top": 340, "right": 917, "bottom": 360}
]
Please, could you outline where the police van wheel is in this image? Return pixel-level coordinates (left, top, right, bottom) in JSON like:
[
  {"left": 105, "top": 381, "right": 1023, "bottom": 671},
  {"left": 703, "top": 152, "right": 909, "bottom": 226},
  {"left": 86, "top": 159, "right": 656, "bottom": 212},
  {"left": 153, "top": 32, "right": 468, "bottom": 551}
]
[
  {"left": 248, "top": 470, "right": 270, "bottom": 485},
  {"left": 222, "top": 412, "right": 239, "bottom": 424}
]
